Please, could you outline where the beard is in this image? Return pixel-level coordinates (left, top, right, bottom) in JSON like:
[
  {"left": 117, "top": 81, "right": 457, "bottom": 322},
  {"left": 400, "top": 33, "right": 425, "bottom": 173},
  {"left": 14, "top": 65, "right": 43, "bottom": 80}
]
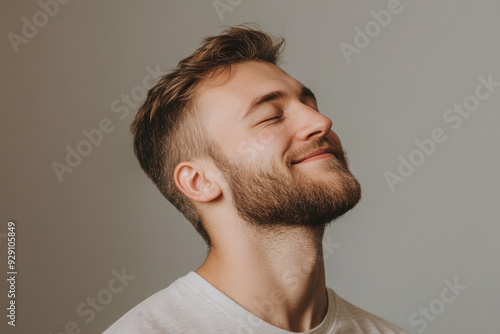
[{"left": 206, "top": 138, "right": 362, "bottom": 230}]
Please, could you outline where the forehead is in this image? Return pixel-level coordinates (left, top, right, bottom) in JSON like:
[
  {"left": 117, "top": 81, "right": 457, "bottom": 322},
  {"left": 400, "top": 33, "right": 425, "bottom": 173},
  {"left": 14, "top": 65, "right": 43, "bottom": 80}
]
[{"left": 194, "top": 61, "right": 303, "bottom": 123}]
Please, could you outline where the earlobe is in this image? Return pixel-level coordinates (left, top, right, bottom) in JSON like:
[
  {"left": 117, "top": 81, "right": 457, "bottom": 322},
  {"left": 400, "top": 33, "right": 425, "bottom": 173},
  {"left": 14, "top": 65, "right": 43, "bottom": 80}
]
[{"left": 174, "top": 161, "right": 221, "bottom": 203}]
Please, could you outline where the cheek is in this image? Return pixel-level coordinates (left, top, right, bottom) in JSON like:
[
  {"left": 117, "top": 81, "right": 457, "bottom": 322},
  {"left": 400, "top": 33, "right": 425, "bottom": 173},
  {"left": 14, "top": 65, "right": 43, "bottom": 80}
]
[
  {"left": 240, "top": 127, "right": 283, "bottom": 157},
  {"left": 257, "top": 125, "right": 282, "bottom": 147}
]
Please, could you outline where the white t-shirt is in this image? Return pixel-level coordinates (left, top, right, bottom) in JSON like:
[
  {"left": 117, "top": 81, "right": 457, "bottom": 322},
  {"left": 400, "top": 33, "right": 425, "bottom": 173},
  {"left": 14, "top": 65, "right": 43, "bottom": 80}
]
[{"left": 103, "top": 271, "right": 409, "bottom": 333}]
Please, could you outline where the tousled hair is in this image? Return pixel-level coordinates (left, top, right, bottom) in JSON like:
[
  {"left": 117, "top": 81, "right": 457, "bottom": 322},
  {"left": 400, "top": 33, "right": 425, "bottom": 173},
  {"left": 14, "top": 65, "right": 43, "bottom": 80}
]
[{"left": 130, "top": 23, "right": 285, "bottom": 249}]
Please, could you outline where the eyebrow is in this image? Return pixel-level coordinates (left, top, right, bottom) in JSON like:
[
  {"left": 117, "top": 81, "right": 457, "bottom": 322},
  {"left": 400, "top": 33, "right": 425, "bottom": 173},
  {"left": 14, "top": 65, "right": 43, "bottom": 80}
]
[{"left": 241, "top": 85, "right": 318, "bottom": 120}]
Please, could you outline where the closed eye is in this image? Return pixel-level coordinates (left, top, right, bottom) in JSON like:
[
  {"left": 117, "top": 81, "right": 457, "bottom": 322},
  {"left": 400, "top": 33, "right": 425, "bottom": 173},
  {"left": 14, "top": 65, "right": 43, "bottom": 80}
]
[{"left": 260, "top": 115, "right": 282, "bottom": 124}]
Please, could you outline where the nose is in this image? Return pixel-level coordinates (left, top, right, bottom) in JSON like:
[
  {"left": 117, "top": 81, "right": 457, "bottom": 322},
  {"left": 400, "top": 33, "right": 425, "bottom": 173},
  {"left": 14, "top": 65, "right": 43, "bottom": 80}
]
[{"left": 294, "top": 104, "right": 334, "bottom": 142}]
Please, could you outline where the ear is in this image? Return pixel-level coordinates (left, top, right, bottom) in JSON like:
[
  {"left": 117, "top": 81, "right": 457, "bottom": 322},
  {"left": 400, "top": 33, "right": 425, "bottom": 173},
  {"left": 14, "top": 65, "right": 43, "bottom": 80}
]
[{"left": 173, "top": 161, "right": 222, "bottom": 203}]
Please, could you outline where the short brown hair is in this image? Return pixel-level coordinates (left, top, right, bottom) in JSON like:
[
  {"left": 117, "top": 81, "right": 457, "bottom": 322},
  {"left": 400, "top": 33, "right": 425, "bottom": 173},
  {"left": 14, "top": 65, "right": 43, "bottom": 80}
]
[{"left": 130, "top": 23, "right": 285, "bottom": 249}]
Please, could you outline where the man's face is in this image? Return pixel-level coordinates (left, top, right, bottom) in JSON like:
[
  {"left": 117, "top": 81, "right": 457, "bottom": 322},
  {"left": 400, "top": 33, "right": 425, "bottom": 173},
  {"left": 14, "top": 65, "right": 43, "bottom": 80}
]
[{"left": 195, "top": 61, "right": 361, "bottom": 229}]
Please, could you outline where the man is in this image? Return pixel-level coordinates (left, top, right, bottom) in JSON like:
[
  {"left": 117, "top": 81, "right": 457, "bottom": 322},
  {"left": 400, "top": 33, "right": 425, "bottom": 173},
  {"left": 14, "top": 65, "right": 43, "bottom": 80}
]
[{"left": 103, "top": 24, "right": 409, "bottom": 333}]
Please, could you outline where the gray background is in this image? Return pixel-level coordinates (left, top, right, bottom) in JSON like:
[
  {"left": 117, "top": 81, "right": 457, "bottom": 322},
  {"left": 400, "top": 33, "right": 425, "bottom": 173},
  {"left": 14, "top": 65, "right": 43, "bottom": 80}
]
[{"left": 1, "top": 0, "right": 499, "bottom": 333}]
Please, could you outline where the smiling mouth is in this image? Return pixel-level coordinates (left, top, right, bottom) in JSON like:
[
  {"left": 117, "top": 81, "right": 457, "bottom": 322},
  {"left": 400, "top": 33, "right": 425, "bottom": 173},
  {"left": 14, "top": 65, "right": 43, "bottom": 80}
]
[
  {"left": 295, "top": 153, "right": 335, "bottom": 164},
  {"left": 292, "top": 147, "right": 338, "bottom": 165}
]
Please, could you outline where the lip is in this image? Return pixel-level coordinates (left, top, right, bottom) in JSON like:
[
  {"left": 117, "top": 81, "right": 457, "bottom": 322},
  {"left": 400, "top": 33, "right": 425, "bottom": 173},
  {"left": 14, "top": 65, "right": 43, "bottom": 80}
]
[{"left": 293, "top": 148, "right": 336, "bottom": 164}]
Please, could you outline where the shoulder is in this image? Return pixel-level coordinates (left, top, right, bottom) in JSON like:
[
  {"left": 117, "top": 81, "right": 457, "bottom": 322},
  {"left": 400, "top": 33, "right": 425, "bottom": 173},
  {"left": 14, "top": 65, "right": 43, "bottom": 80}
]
[
  {"left": 102, "top": 273, "right": 205, "bottom": 334},
  {"left": 329, "top": 288, "right": 410, "bottom": 334}
]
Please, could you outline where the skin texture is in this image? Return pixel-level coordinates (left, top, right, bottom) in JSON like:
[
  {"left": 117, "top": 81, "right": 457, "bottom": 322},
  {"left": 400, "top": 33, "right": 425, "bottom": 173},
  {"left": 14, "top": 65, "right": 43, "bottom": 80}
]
[{"left": 173, "top": 61, "right": 362, "bottom": 332}]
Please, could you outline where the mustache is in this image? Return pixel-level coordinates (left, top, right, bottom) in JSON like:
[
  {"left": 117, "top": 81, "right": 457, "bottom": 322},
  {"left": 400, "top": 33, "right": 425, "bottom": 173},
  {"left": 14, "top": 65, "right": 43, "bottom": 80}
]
[{"left": 289, "top": 140, "right": 346, "bottom": 165}]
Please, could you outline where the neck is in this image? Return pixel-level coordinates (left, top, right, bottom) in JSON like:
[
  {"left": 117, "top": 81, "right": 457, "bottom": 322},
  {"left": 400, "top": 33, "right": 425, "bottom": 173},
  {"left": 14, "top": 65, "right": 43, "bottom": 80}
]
[{"left": 195, "top": 223, "right": 328, "bottom": 332}]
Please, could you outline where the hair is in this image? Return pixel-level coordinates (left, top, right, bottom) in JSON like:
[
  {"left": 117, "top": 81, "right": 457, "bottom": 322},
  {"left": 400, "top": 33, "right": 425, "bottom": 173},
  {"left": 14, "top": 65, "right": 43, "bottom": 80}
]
[{"left": 130, "top": 23, "right": 285, "bottom": 249}]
